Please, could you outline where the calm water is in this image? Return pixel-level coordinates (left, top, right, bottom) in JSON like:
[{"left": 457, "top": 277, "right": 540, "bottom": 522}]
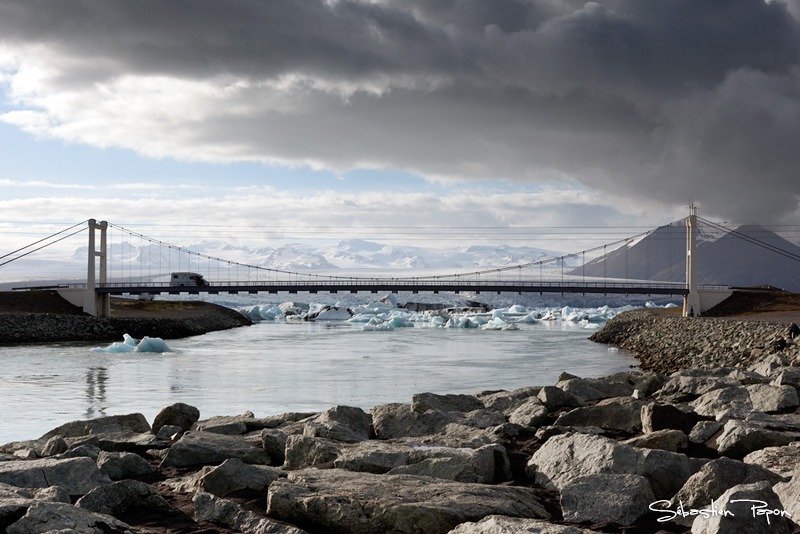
[{"left": 0, "top": 318, "right": 637, "bottom": 443}]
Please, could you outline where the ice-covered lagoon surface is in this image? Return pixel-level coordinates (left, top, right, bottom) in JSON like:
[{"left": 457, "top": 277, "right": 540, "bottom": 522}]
[{"left": 0, "top": 293, "right": 676, "bottom": 443}]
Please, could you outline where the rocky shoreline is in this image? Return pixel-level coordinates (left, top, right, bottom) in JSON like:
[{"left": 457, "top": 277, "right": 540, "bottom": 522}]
[
  {"left": 0, "top": 304, "right": 252, "bottom": 344},
  {"left": 590, "top": 309, "right": 799, "bottom": 374},
  {"left": 3, "top": 329, "right": 800, "bottom": 533}
]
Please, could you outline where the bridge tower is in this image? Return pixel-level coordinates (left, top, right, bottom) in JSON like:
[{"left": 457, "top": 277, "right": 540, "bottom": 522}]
[
  {"left": 83, "top": 219, "right": 110, "bottom": 318},
  {"left": 683, "top": 205, "right": 701, "bottom": 317}
]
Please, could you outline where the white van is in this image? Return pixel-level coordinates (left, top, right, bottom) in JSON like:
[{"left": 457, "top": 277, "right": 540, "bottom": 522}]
[{"left": 170, "top": 272, "right": 208, "bottom": 287}]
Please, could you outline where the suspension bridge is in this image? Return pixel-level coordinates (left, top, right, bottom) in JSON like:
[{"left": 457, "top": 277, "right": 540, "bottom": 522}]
[{"left": 5, "top": 208, "right": 797, "bottom": 318}]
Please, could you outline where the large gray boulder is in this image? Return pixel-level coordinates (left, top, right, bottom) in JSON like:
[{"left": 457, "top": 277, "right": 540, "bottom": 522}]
[
  {"left": 6, "top": 502, "right": 131, "bottom": 534},
  {"left": 671, "top": 457, "right": 785, "bottom": 526},
  {"left": 447, "top": 516, "right": 595, "bottom": 533},
  {"left": 0, "top": 483, "right": 36, "bottom": 530},
  {"left": 507, "top": 398, "right": 548, "bottom": 428},
  {"left": 555, "top": 377, "right": 634, "bottom": 403},
  {"left": 386, "top": 445, "right": 497, "bottom": 484},
  {"left": 267, "top": 469, "right": 549, "bottom": 534},
  {"left": 197, "top": 458, "right": 282, "bottom": 497},
  {"left": 333, "top": 441, "right": 412, "bottom": 474},
  {"left": 715, "top": 419, "right": 800, "bottom": 457},
  {"left": 744, "top": 442, "right": 800, "bottom": 478},
  {"left": 526, "top": 432, "right": 689, "bottom": 499},
  {"left": 194, "top": 491, "right": 309, "bottom": 534},
  {"left": 262, "top": 429, "right": 289, "bottom": 466},
  {"left": 641, "top": 403, "right": 702, "bottom": 434},
  {"left": 656, "top": 376, "right": 741, "bottom": 403},
  {"left": 690, "top": 481, "right": 791, "bottom": 534},
  {"left": 553, "top": 402, "right": 642, "bottom": 433},
  {"left": 96, "top": 451, "right": 154, "bottom": 480},
  {"left": 369, "top": 403, "right": 501, "bottom": 440},
  {"left": 690, "top": 384, "right": 799, "bottom": 418},
  {"left": 76, "top": 479, "right": 177, "bottom": 516},
  {"left": 412, "top": 393, "right": 485, "bottom": 414},
  {"left": 312, "top": 405, "right": 372, "bottom": 442},
  {"left": 774, "top": 466, "right": 800, "bottom": 520},
  {"left": 159, "top": 431, "right": 271, "bottom": 468},
  {"left": 560, "top": 474, "right": 655, "bottom": 526},
  {"left": 623, "top": 429, "right": 688, "bottom": 452},
  {"left": 152, "top": 402, "right": 200, "bottom": 434},
  {"left": 0, "top": 457, "right": 111, "bottom": 495},
  {"left": 536, "top": 386, "right": 583, "bottom": 410},
  {"left": 39, "top": 413, "right": 151, "bottom": 441},
  {"left": 283, "top": 435, "right": 341, "bottom": 469},
  {"left": 477, "top": 387, "right": 539, "bottom": 415}
]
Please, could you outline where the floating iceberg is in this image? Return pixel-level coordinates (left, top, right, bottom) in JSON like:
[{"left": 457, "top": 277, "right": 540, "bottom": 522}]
[
  {"left": 91, "top": 334, "right": 173, "bottom": 353},
  {"left": 241, "top": 305, "right": 283, "bottom": 322},
  {"left": 361, "top": 317, "right": 395, "bottom": 331}
]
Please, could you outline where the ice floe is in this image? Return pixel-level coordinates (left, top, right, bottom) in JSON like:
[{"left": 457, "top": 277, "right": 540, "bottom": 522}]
[{"left": 91, "top": 335, "right": 173, "bottom": 353}]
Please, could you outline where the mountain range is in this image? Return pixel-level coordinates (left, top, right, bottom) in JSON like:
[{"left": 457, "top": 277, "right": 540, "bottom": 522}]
[{"left": 570, "top": 224, "right": 800, "bottom": 291}]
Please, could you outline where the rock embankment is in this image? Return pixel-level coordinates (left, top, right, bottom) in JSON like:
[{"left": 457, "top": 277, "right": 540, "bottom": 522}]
[
  {"left": 0, "top": 306, "right": 252, "bottom": 344},
  {"left": 4, "top": 351, "right": 800, "bottom": 533},
  {"left": 590, "top": 309, "right": 799, "bottom": 374}
]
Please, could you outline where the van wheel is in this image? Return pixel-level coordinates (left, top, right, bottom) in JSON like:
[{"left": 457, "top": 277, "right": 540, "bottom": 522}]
[{"left": 180, "top": 284, "right": 185, "bottom": 287}]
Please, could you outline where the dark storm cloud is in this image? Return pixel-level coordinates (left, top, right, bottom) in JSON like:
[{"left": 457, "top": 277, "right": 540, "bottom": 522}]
[{"left": 1, "top": 0, "right": 799, "bottom": 223}]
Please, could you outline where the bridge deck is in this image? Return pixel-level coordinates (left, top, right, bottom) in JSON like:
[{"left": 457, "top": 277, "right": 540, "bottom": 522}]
[{"left": 84, "top": 280, "right": 695, "bottom": 296}]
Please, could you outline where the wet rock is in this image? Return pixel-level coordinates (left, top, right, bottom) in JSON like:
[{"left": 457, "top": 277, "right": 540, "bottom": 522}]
[
  {"left": 152, "top": 402, "right": 200, "bottom": 434},
  {"left": 0, "top": 457, "right": 111, "bottom": 495},
  {"left": 194, "top": 491, "right": 309, "bottom": 534},
  {"left": 96, "top": 451, "right": 154, "bottom": 480},
  {"left": 159, "top": 431, "right": 271, "bottom": 468},
  {"left": 560, "top": 474, "right": 655, "bottom": 525},
  {"left": 267, "top": 469, "right": 549, "bottom": 534},
  {"left": 6, "top": 502, "right": 131, "bottom": 534},
  {"left": 76, "top": 479, "right": 178, "bottom": 516}
]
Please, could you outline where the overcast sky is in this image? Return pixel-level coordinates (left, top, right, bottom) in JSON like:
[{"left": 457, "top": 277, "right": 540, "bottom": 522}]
[{"left": 1, "top": 0, "right": 799, "bottom": 255}]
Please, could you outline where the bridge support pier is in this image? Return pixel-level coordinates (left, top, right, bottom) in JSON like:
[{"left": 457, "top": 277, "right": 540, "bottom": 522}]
[
  {"left": 83, "top": 219, "right": 110, "bottom": 318},
  {"left": 683, "top": 206, "right": 702, "bottom": 317}
]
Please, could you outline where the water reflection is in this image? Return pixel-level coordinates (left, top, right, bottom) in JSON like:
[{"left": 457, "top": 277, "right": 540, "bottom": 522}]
[{"left": 85, "top": 366, "right": 108, "bottom": 418}]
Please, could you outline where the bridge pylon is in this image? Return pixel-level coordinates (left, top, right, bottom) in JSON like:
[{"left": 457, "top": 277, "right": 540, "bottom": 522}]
[
  {"left": 683, "top": 206, "right": 701, "bottom": 317},
  {"left": 83, "top": 219, "right": 110, "bottom": 317}
]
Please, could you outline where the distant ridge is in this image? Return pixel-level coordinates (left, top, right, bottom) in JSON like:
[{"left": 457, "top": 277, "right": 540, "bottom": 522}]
[{"left": 570, "top": 224, "right": 800, "bottom": 291}]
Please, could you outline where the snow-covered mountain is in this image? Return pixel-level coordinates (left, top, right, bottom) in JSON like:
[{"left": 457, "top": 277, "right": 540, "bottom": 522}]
[{"left": 570, "top": 224, "right": 800, "bottom": 291}]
